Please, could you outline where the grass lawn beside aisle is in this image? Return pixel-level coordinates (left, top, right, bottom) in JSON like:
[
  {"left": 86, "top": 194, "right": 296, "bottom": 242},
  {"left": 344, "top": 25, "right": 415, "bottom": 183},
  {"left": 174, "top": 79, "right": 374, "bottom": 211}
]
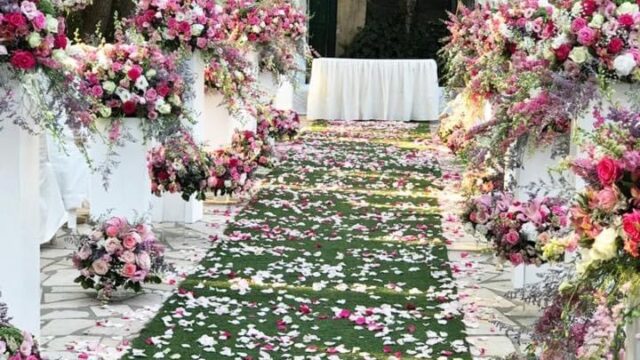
[{"left": 126, "top": 121, "right": 470, "bottom": 359}]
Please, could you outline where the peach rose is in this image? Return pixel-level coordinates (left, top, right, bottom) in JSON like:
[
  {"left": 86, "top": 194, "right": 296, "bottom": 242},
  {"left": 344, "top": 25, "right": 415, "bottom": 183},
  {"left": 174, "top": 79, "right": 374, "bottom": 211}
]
[
  {"left": 136, "top": 252, "right": 151, "bottom": 271},
  {"left": 104, "top": 238, "right": 122, "bottom": 254},
  {"left": 120, "top": 250, "right": 136, "bottom": 264},
  {"left": 122, "top": 232, "right": 141, "bottom": 250},
  {"left": 91, "top": 259, "right": 110, "bottom": 276},
  {"left": 122, "top": 263, "right": 137, "bottom": 278}
]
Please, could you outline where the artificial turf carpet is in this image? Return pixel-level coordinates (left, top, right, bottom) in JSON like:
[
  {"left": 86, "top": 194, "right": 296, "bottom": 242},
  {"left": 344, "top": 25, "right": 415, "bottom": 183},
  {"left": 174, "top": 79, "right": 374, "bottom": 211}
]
[{"left": 127, "top": 121, "right": 470, "bottom": 359}]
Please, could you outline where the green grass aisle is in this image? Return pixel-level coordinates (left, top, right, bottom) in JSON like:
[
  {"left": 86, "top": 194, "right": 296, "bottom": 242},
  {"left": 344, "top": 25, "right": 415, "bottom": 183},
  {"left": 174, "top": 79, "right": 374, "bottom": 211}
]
[{"left": 127, "top": 121, "right": 470, "bottom": 359}]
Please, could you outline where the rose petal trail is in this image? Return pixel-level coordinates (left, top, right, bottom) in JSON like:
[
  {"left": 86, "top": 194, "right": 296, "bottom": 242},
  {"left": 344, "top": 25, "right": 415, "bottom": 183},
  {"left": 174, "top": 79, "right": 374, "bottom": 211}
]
[{"left": 126, "top": 121, "right": 471, "bottom": 359}]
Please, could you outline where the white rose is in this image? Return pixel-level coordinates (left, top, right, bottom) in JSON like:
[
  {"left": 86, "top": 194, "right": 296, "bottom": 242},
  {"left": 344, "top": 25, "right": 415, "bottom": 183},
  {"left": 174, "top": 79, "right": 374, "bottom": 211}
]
[
  {"left": 571, "top": 2, "right": 583, "bottom": 16},
  {"left": 617, "top": 3, "right": 639, "bottom": 15},
  {"left": 589, "top": 227, "right": 619, "bottom": 261},
  {"left": 102, "top": 81, "right": 116, "bottom": 93},
  {"left": 45, "top": 15, "right": 59, "bottom": 33},
  {"left": 191, "top": 24, "right": 204, "bottom": 36},
  {"left": 135, "top": 76, "right": 149, "bottom": 90},
  {"left": 569, "top": 46, "right": 590, "bottom": 64},
  {"left": 0, "top": 45, "right": 7, "bottom": 56},
  {"left": 551, "top": 34, "right": 569, "bottom": 49},
  {"left": 252, "top": 25, "right": 261, "bottom": 33},
  {"left": 614, "top": 53, "right": 637, "bottom": 76},
  {"left": 169, "top": 94, "right": 181, "bottom": 106},
  {"left": 115, "top": 87, "right": 132, "bottom": 102},
  {"left": 589, "top": 13, "right": 604, "bottom": 28},
  {"left": 146, "top": 69, "right": 157, "bottom": 79},
  {"left": 27, "top": 32, "right": 41, "bottom": 48},
  {"left": 156, "top": 102, "right": 171, "bottom": 114},
  {"left": 99, "top": 106, "right": 112, "bottom": 118}
]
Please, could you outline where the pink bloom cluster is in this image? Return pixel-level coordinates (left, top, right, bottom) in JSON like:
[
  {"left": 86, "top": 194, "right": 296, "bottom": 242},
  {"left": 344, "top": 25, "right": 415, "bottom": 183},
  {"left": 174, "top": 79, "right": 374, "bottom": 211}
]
[
  {"left": 464, "top": 191, "right": 570, "bottom": 265},
  {"left": 148, "top": 131, "right": 211, "bottom": 201},
  {"left": 0, "top": 329, "right": 40, "bottom": 360},
  {"left": 223, "top": 0, "right": 307, "bottom": 44},
  {"left": 207, "top": 148, "right": 255, "bottom": 196},
  {"left": 72, "top": 217, "right": 165, "bottom": 297},
  {"left": 78, "top": 42, "right": 185, "bottom": 140},
  {"left": 131, "top": 0, "right": 225, "bottom": 53},
  {"left": 0, "top": 0, "right": 68, "bottom": 71},
  {"left": 255, "top": 104, "right": 300, "bottom": 141},
  {"left": 231, "top": 129, "right": 273, "bottom": 168},
  {"left": 204, "top": 45, "right": 256, "bottom": 107}
]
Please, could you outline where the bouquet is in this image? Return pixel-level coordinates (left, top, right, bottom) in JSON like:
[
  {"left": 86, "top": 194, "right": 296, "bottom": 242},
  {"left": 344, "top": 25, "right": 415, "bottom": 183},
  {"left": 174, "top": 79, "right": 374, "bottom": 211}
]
[
  {"left": 255, "top": 104, "right": 300, "bottom": 141},
  {"left": 131, "top": 0, "right": 224, "bottom": 53},
  {"left": 204, "top": 45, "right": 256, "bottom": 109},
  {"left": 207, "top": 148, "right": 255, "bottom": 196},
  {"left": 0, "top": 0, "right": 68, "bottom": 72},
  {"left": 72, "top": 217, "right": 165, "bottom": 298},
  {"left": 79, "top": 42, "right": 186, "bottom": 142},
  {"left": 148, "top": 131, "right": 211, "bottom": 201},
  {"left": 0, "top": 297, "right": 41, "bottom": 360},
  {"left": 463, "top": 191, "right": 570, "bottom": 266},
  {"left": 231, "top": 129, "right": 273, "bottom": 168}
]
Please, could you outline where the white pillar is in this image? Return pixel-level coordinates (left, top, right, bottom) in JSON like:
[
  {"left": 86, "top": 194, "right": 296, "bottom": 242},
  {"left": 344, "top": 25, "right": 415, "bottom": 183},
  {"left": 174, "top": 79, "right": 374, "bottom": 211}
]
[
  {"left": 0, "top": 101, "right": 41, "bottom": 335},
  {"left": 90, "top": 118, "right": 153, "bottom": 221}
]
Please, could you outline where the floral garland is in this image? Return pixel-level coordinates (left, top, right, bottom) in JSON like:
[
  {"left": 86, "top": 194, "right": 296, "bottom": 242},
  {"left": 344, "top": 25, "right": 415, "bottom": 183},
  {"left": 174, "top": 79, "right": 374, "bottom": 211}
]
[
  {"left": 130, "top": 0, "right": 225, "bottom": 54},
  {"left": 463, "top": 191, "right": 570, "bottom": 266},
  {"left": 78, "top": 42, "right": 186, "bottom": 142},
  {"left": 72, "top": 217, "right": 165, "bottom": 298},
  {"left": 148, "top": 131, "right": 211, "bottom": 201}
]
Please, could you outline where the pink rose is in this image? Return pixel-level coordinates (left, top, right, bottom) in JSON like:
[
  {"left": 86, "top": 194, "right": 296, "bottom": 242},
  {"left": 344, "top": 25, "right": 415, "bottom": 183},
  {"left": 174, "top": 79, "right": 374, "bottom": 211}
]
[
  {"left": 31, "top": 13, "right": 45, "bottom": 29},
  {"left": 122, "top": 232, "right": 141, "bottom": 250},
  {"left": 120, "top": 250, "right": 136, "bottom": 264},
  {"left": 144, "top": 88, "right": 158, "bottom": 102},
  {"left": 104, "top": 238, "right": 122, "bottom": 254},
  {"left": 597, "top": 187, "right": 618, "bottom": 211},
  {"left": 509, "top": 253, "right": 524, "bottom": 266},
  {"left": 571, "top": 18, "right": 588, "bottom": 33},
  {"left": 10, "top": 50, "right": 36, "bottom": 70},
  {"left": 577, "top": 26, "right": 597, "bottom": 46},
  {"left": 504, "top": 230, "right": 520, "bottom": 246},
  {"left": 91, "top": 259, "right": 110, "bottom": 275},
  {"left": 122, "top": 263, "right": 137, "bottom": 278},
  {"left": 597, "top": 157, "right": 621, "bottom": 186},
  {"left": 127, "top": 65, "right": 143, "bottom": 80},
  {"left": 136, "top": 252, "right": 152, "bottom": 270}
]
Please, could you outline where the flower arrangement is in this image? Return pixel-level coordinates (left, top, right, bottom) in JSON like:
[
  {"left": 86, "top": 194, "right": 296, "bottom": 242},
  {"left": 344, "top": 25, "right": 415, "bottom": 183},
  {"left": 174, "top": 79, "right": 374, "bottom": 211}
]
[
  {"left": 0, "top": 297, "right": 41, "bottom": 360},
  {"left": 52, "top": 0, "right": 92, "bottom": 12},
  {"left": 148, "top": 131, "right": 211, "bottom": 201},
  {"left": 553, "top": 0, "right": 640, "bottom": 81},
  {"left": 223, "top": 0, "right": 306, "bottom": 45},
  {"left": 72, "top": 217, "right": 165, "bottom": 298},
  {"left": 207, "top": 148, "right": 255, "bottom": 196},
  {"left": 78, "top": 42, "right": 186, "bottom": 142},
  {"left": 204, "top": 45, "right": 256, "bottom": 109},
  {"left": 231, "top": 129, "right": 273, "bottom": 168},
  {"left": 255, "top": 104, "right": 300, "bottom": 141},
  {"left": 0, "top": 0, "right": 68, "bottom": 72},
  {"left": 463, "top": 191, "right": 570, "bottom": 265},
  {"left": 130, "top": 0, "right": 224, "bottom": 53}
]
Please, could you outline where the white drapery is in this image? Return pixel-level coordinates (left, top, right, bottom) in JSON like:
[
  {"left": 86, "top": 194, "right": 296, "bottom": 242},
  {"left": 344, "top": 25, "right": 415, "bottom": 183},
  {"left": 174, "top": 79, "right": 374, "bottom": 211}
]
[{"left": 307, "top": 58, "right": 439, "bottom": 121}]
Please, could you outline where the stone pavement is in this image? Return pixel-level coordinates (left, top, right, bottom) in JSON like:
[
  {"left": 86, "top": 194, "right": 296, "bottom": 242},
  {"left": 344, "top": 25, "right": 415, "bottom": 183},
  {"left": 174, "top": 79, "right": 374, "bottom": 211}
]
[
  {"left": 40, "top": 203, "right": 244, "bottom": 360},
  {"left": 432, "top": 131, "right": 540, "bottom": 359}
]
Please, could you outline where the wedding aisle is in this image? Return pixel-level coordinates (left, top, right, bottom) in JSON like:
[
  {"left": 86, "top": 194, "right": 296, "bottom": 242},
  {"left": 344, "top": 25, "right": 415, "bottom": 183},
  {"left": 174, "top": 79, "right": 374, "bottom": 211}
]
[{"left": 125, "top": 122, "right": 470, "bottom": 359}]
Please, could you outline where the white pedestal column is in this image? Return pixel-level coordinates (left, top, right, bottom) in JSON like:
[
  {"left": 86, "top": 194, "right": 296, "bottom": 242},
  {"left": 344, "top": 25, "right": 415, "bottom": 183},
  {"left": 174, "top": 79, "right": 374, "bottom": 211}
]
[
  {"left": 511, "top": 263, "right": 550, "bottom": 289},
  {"left": 0, "top": 113, "right": 40, "bottom": 335},
  {"left": 202, "top": 91, "right": 233, "bottom": 151},
  {"left": 90, "top": 118, "right": 152, "bottom": 221},
  {"left": 508, "top": 141, "right": 564, "bottom": 201},
  {"left": 258, "top": 72, "right": 294, "bottom": 111},
  {"left": 153, "top": 53, "right": 206, "bottom": 224}
]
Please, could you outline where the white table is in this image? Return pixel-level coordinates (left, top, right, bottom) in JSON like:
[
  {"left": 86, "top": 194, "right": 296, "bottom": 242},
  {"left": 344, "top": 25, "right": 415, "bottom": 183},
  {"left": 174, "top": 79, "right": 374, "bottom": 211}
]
[{"left": 307, "top": 58, "right": 439, "bottom": 121}]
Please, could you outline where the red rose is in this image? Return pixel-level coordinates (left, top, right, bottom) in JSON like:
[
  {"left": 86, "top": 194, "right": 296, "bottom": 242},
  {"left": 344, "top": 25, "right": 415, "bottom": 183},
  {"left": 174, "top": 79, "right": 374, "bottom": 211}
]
[
  {"left": 619, "top": 14, "right": 635, "bottom": 28},
  {"left": 127, "top": 65, "right": 143, "bottom": 81},
  {"left": 122, "top": 100, "right": 138, "bottom": 116},
  {"left": 554, "top": 44, "right": 572, "bottom": 62},
  {"left": 623, "top": 210, "right": 640, "bottom": 257},
  {"left": 54, "top": 34, "right": 68, "bottom": 49},
  {"left": 10, "top": 50, "right": 37, "bottom": 70},
  {"left": 608, "top": 37, "right": 624, "bottom": 54},
  {"left": 229, "top": 158, "right": 239, "bottom": 168},
  {"left": 5, "top": 13, "right": 27, "bottom": 29},
  {"left": 156, "top": 84, "right": 170, "bottom": 97},
  {"left": 596, "top": 157, "right": 621, "bottom": 186},
  {"left": 581, "top": 0, "right": 597, "bottom": 16}
]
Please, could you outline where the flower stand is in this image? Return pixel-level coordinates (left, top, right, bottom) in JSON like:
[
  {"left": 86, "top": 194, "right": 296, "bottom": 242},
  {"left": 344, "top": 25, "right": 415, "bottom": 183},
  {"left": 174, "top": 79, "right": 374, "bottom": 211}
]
[
  {"left": 0, "top": 99, "right": 41, "bottom": 335},
  {"left": 506, "top": 140, "right": 565, "bottom": 201},
  {"left": 258, "top": 72, "right": 294, "bottom": 111},
  {"left": 511, "top": 263, "right": 550, "bottom": 289},
  {"left": 153, "top": 53, "right": 206, "bottom": 224},
  {"left": 627, "top": 318, "right": 640, "bottom": 359},
  {"left": 202, "top": 91, "right": 234, "bottom": 151},
  {"left": 90, "top": 118, "right": 153, "bottom": 221}
]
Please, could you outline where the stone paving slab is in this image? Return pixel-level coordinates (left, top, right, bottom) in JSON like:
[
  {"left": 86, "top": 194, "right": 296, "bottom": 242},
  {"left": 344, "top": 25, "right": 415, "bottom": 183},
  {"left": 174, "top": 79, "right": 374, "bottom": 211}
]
[{"left": 40, "top": 203, "right": 244, "bottom": 359}]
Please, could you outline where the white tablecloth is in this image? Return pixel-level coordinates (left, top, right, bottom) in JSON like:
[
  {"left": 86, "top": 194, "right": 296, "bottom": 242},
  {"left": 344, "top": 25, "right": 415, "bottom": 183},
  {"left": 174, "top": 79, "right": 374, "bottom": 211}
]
[{"left": 307, "top": 58, "right": 439, "bottom": 121}]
